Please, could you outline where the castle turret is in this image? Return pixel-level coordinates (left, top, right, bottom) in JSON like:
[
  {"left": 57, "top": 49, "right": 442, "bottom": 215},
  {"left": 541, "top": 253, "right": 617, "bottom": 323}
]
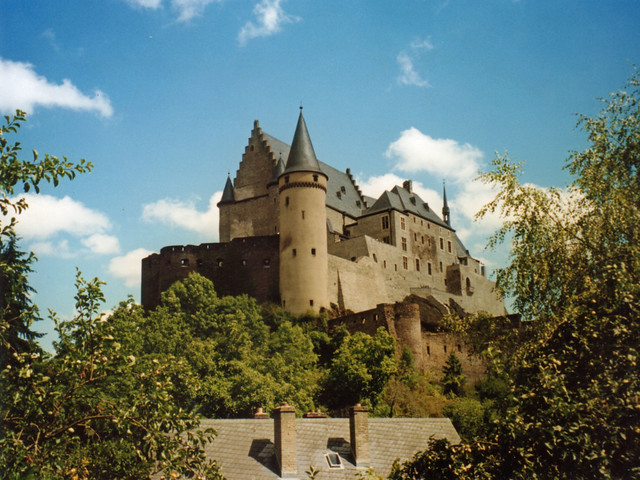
[
  {"left": 278, "top": 109, "right": 328, "bottom": 314},
  {"left": 217, "top": 175, "right": 235, "bottom": 242}
]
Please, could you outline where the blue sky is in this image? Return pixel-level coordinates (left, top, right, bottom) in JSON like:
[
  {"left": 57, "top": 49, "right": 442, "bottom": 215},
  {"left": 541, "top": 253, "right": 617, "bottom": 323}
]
[{"left": 1, "top": 0, "right": 639, "bottom": 349}]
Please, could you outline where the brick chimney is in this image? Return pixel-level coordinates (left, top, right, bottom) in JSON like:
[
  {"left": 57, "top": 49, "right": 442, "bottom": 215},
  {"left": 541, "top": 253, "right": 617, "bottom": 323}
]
[
  {"left": 349, "top": 404, "right": 370, "bottom": 467},
  {"left": 273, "top": 402, "right": 297, "bottom": 477},
  {"left": 253, "top": 407, "right": 269, "bottom": 419}
]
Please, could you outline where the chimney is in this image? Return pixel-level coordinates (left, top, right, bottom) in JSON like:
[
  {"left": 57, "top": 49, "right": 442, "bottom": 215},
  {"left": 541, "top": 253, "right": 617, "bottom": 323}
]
[
  {"left": 403, "top": 180, "right": 412, "bottom": 192},
  {"left": 349, "top": 404, "right": 370, "bottom": 467},
  {"left": 273, "top": 402, "right": 297, "bottom": 477},
  {"left": 303, "top": 409, "right": 327, "bottom": 418},
  {"left": 253, "top": 407, "right": 269, "bottom": 419}
]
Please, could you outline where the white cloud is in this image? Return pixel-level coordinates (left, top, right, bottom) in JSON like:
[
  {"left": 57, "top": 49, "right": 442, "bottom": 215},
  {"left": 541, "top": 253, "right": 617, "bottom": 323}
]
[
  {"left": 0, "top": 58, "right": 113, "bottom": 118},
  {"left": 109, "top": 248, "right": 155, "bottom": 288},
  {"left": 238, "top": 0, "right": 299, "bottom": 45},
  {"left": 386, "top": 127, "right": 483, "bottom": 182},
  {"left": 410, "top": 38, "right": 435, "bottom": 51},
  {"left": 172, "top": 0, "right": 219, "bottom": 22},
  {"left": 30, "top": 239, "right": 75, "bottom": 258},
  {"left": 142, "top": 192, "right": 221, "bottom": 238},
  {"left": 396, "top": 53, "right": 429, "bottom": 88},
  {"left": 13, "top": 194, "right": 111, "bottom": 239},
  {"left": 82, "top": 234, "right": 121, "bottom": 255}
]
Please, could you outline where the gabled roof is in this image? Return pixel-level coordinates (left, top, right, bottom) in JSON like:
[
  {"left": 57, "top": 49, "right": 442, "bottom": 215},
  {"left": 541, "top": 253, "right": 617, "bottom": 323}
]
[
  {"left": 201, "top": 417, "right": 460, "bottom": 479},
  {"left": 365, "top": 185, "right": 451, "bottom": 230},
  {"left": 283, "top": 110, "right": 325, "bottom": 176}
]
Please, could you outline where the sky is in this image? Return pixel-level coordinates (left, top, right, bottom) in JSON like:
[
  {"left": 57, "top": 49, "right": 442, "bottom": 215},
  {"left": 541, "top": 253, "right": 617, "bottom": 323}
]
[{"left": 1, "top": 0, "right": 639, "bottom": 350}]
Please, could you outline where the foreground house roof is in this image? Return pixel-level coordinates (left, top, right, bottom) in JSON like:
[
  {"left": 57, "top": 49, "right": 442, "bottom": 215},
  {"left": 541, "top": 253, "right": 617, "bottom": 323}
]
[{"left": 200, "top": 415, "right": 460, "bottom": 479}]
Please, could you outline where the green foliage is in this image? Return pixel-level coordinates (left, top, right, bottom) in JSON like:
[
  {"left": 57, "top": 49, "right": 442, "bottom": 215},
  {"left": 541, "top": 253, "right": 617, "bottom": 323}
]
[
  {"left": 442, "top": 397, "right": 487, "bottom": 441},
  {"left": 111, "top": 273, "right": 321, "bottom": 418},
  {"left": 0, "top": 110, "right": 92, "bottom": 367},
  {"left": 0, "top": 271, "right": 222, "bottom": 479},
  {"left": 441, "top": 353, "right": 465, "bottom": 397},
  {"left": 323, "top": 327, "right": 397, "bottom": 411},
  {"left": 392, "top": 70, "right": 640, "bottom": 480}
]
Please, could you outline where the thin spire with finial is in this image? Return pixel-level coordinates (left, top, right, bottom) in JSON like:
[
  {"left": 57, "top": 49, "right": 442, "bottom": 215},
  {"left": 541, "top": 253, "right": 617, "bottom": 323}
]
[{"left": 442, "top": 180, "right": 450, "bottom": 226}]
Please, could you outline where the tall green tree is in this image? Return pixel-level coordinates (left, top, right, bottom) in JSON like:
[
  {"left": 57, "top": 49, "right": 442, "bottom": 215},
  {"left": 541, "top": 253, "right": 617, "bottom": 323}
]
[
  {"left": 441, "top": 353, "right": 465, "bottom": 397},
  {"left": 391, "top": 70, "right": 640, "bottom": 479},
  {"left": 0, "top": 110, "right": 91, "bottom": 366}
]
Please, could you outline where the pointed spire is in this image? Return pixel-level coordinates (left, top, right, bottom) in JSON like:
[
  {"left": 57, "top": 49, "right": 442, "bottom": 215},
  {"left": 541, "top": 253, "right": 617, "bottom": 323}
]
[
  {"left": 218, "top": 175, "right": 235, "bottom": 205},
  {"left": 283, "top": 108, "right": 324, "bottom": 176},
  {"left": 442, "top": 180, "right": 450, "bottom": 226},
  {"left": 273, "top": 154, "right": 286, "bottom": 180}
]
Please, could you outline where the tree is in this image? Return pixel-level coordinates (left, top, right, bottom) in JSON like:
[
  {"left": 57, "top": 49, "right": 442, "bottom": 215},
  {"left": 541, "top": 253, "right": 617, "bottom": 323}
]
[
  {"left": 391, "top": 70, "right": 640, "bottom": 479},
  {"left": 109, "top": 273, "right": 322, "bottom": 418},
  {"left": 441, "top": 353, "right": 465, "bottom": 397},
  {"left": 323, "top": 327, "right": 397, "bottom": 411},
  {"left": 0, "top": 110, "right": 92, "bottom": 366},
  {"left": 1, "top": 271, "right": 223, "bottom": 479}
]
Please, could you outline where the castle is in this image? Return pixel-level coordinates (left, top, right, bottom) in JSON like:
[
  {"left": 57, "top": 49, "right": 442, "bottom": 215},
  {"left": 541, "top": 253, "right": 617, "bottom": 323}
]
[{"left": 141, "top": 110, "right": 506, "bottom": 380}]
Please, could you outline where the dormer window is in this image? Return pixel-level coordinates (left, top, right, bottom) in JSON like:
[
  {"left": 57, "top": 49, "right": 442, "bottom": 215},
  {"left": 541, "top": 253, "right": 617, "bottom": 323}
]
[
  {"left": 341, "top": 186, "right": 346, "bottom": 193},
  {"left": 336, "top": 191, "right": 342, "bottom": 199},
  {"left": 326, "top": 453, "right": 343, "bottom": 469}
]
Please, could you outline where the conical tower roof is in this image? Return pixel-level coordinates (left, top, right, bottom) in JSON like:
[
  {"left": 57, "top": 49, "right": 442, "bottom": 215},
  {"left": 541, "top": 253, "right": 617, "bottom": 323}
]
[
  {"left": 218, "top": 175, "right": 235, "bottom": 204},
  {"left": 442, "top": 181, "right": 450, "bottom": 225},
  {"left": 283, "top": 109, "right": 325, "bottom": 176}
]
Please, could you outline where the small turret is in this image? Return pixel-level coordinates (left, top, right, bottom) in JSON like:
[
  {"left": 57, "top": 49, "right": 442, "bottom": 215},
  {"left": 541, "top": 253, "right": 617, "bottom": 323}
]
[
  {"left": 218, "top": 175, "right": 235, "bottom": 205},
  {"left": 442, "top": 181, "right": 450, "bottom": 226}
]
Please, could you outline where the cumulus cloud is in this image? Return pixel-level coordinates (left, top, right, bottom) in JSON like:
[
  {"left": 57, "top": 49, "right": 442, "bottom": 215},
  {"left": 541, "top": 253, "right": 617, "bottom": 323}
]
[
  {"left": 386, "top": 127, "right": 483, "bottom": 183},
  {"left": 0, "top": 58, "right": 113, "bottom": 117},
  {"left": 142, "top": 192, "right": 221, "bottom": 237},
  {"left": 9, "top": 194, "right": 120, "bottom": 257},
  {"left": 81, "top": 233, "right": 121, "bottom": 255},
  {"left": 14, "top": 194, "right": 111, "bottom": 239},
  {"left": 172, "top": 0, "right": 219, "bottom": 22},
  {"left": 238, "top": 0, "right": 299, "bottom": 45},
  {"left": 109, "top": 248, "right": 155, "bottom": 288}
]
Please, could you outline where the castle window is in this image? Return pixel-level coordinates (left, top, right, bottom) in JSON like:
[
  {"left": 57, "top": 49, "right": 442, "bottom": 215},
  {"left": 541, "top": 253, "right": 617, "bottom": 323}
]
[
  {"left": 448, "top": 241, "right": 452, "bottom": 253},
  {"left": 180, "top": 258, "right": 189, "bottom": 266},
  {"left": 263, "top": 258, "right": 271, "bottom": 267},
  {"left": 414, "top": 233, "right": 418, "bottom": 241},
  {"left": 421, "top": 235, "right": 424, "bottom": 244},
  {"left": 401, "top": 237, "right": 407, "bottom": 251},
  {"left": 395, "top": 264, "right": 398, "bottom": 272},
  {"left": 285, "top": 175, "right": 290, "bottom": 184},
  {"left": 372, "top": 253, "right": 377, "bottom": 262},
  {"left": 313, "top": 174, "right": 318, "bottom": 182},
  {"left": 351, "top": 257, "right": 356, "bottom": 262},
  {"left": 444, "top": 345, "right": 447, "bottom": 353},
  {"left": 440, "top": 261, "right": 443, "bottom": 272},
  {"left": 403, "top": 256, "right": 408, "bottom": 270},
  {"left": 217, "top": 258, "right": 223, "bottom": 267},
  {"left": 383, "top": 236, "right": 390, "bottom": 244},
  {"left": 326, "top": 453, "right": 343, "bottom": 469},
  {"left": 421, "top": 219, "right": 423, "bottom": 226},
  {"left": 381, "top": 216, "right": 390, "bottom": 229},
  {"left": 440, "top": 238, "right": 444, "bottom": 250},
  {"left": 428, "top": 262, "right": 432, "bottom": 275},
  {"left": 415, "top": 258, "right": 420, "bottom": 271},
  {"left": 241, "top": 259, "right": 247, "bottom": 266},
  {"left": 428, "top": 223, "right": 431, "bottom": 229},
  {"left": 301, "top": 210, "right": 305, "bottom": 219},
  {"left": 309, "top": 299, "right": 314, "bottom": 307},
  {"left": 383, "top": 260, "right": 387, "bottom": 268},
  {"left": 285, "top": 196, "right": 290, "bottom": 207},
  {"left": 293, "top": 249, "right": 297, "bottom": 257},
  {"left": 400, "top": 217, "right": 406, "bottom": 230},
  {"left": 311, "top": 248, "right": 316, "bottom": 256},
  {"left": 427, "top": 346, "right": 431, "bottom": 355}
]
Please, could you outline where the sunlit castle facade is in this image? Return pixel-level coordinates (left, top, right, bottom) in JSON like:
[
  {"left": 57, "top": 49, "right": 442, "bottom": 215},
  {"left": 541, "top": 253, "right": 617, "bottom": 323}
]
[{"left": 141, "top": 110, "right": 505, "bottom": 318}]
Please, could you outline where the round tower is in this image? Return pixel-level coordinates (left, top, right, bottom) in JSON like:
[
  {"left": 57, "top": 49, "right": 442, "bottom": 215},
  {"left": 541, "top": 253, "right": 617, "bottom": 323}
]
[{"left": 278, "top": 109, "right": 328, "bottom": 314}]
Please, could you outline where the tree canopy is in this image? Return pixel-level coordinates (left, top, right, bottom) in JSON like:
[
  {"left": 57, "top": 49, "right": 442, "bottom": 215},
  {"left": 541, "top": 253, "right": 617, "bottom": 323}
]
[{"left": 391, "top": 70, "right": 640, "bottom": 479}]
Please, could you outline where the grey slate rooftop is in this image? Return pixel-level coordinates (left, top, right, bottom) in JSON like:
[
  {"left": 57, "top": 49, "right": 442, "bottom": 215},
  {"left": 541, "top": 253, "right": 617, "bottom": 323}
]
[{"left": 200, "top": 417, "right": 460, "bottom": 479}]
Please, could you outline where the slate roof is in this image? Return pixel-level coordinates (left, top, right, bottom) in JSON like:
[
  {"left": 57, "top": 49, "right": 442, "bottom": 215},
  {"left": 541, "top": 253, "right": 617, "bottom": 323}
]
[
  {"left": 201, "top": 417, "right": 460, "bottom": 480},
  {"left": 283, "top": 111, "right": 324, "bottom": 176},
  {"left": 219, "top": 176, "right": 235, "bottom": 204}
]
